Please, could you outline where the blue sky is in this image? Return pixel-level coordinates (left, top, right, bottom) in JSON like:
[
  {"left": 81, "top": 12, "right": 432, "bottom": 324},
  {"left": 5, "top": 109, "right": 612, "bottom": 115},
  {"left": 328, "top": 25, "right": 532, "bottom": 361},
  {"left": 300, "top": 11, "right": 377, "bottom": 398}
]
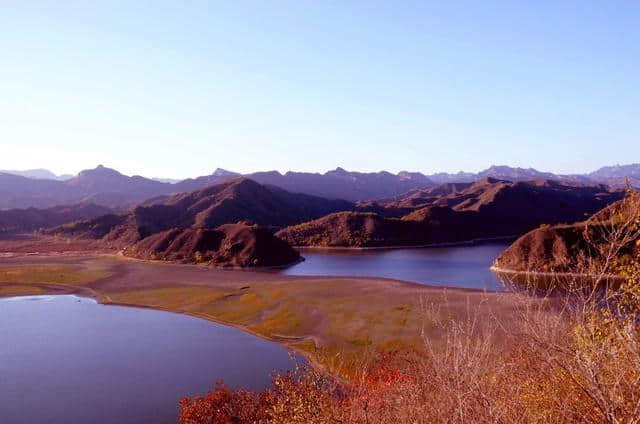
[{"left": 1, "top": 1, "right": 638, "bottom": 178}]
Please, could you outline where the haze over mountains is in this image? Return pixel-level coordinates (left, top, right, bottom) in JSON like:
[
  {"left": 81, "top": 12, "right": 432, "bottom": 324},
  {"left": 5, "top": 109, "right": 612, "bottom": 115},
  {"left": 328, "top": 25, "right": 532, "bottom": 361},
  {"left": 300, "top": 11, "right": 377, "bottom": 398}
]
[
  {"left": 0, "top": 203, "right": 112, "bottom": 235},
  {"left": 0, "top": 168, "right": 74, "bottom": 181},
  {"left": 1, "top": 163, "right": 639, "bottom": 210},
  {"left": 0, "top": 165, "right": 427, "bottom": 209}
]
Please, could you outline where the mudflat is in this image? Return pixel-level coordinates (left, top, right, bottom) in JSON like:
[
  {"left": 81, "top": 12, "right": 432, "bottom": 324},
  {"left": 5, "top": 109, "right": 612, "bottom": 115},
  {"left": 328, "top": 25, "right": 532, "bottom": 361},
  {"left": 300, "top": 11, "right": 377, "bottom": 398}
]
[{"left": 0, "top": 252, "right": 532, "bottom": 373}]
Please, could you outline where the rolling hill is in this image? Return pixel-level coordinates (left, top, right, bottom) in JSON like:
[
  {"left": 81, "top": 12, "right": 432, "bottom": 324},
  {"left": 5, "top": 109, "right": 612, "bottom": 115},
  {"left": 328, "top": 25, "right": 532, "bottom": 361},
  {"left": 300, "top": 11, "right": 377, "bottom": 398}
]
[
  {"left": 0, "top": 203, "right": 113, "bottom": 235},
  {"left": 46, "top": 178, "right": 355, "bottom": 266},
  {"left": 494, "top": 194, "right": 640, "bottom": 273},
  {"left": 276, "top": 179, "right": 625, "bottom": 248}
]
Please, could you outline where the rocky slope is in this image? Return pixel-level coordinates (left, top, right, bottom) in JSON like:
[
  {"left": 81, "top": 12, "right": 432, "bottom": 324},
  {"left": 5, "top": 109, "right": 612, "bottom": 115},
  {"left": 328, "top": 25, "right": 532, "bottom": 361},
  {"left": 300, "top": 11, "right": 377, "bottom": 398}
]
[
  {"left": 0, "top": 203, "right": 112, "bottom": 235},
  {"left": 50, "top": 215, "right": 301, "bottom": 267},
  {"left": 134, "top": 178, "right": 354, "bottom": 230},
  {"left": 46, "top": 179, "right": 344, "bottom": 266},
  {"left": 128, "top": 222, "right": 300, "bottom": 267},
  {"left": 495, "top": 196, "right": 640, "bottom": 273},
  {"left": 276, "top": 212, "right": 419, "bottom": 247},
  {"left": 277, "top": 180, "right": 624, "bottom": 248}
]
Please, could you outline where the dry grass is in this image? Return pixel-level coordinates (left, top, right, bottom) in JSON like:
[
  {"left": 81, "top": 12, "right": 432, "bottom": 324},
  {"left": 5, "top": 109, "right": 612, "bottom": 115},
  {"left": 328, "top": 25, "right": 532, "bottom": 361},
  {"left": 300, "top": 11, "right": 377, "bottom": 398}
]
[
  {"left": 0, "top": 263, "right": 110, "bottom": 286},
  {"left": 104, "top": 280, "right": 524, "bottom": 374},
  {"left": 0, "top": 285, "right": 46, "bottom": 296},
  {"left": 343, "top": 300, "right": 640, "bottom": 423},
  {"left": 108, "top": 287, "right": 228, "bottom": 311},
  {"left": 179, "top": 291, "right": 640, "bottom": 424}
]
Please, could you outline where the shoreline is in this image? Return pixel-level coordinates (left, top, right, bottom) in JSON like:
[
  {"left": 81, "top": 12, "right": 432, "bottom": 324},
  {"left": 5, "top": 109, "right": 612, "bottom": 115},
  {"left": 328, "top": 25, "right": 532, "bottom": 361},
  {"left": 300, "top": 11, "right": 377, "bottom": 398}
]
[
  {"left": 98, "top": 294, "right": 325, "bottom": 372},
  {"left": 0, "top": 252, "right": 518, "bottom": 377},
  {"left": 0, "top": 281, "right": 325, "bottom": 372},
  {"left": 0, "top": 250, "right": 501, "bottom": 293},
  {"left": 490, "top": 265, "right": 622, "bottom": 280},
  {"left": 293, "top": 235, "right": 516, "bottom": 251}
]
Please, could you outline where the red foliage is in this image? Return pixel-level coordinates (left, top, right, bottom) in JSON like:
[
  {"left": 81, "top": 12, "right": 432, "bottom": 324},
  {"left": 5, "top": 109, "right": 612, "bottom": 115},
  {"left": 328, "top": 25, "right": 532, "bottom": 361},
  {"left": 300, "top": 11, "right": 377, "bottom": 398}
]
[
  {"left": 178, "top": 381, "right": 267, "bottom": 424},
  {"left": 178, "top": 355, "right": 407, "bottom": 424}
]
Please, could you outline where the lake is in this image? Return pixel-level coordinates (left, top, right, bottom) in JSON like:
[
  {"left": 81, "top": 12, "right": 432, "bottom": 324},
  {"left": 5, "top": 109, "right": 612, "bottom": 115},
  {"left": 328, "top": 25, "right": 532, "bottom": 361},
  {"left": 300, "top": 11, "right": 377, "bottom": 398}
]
[
  {"left": 0, "top": 243, "right": 508, "bottom": 422},
  {"left": 281, "top": 242, "right": 510, "bottom": 291},
  {"left": 0, "top": 295, "right": 299, "bottom": 424}
]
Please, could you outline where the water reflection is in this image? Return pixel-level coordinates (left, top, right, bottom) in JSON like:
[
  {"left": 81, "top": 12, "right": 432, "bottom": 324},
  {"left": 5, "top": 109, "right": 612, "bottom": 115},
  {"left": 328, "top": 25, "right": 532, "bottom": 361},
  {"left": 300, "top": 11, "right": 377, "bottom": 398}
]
[{"left": 0, "top": 295, "right": 299, "bottom": 424}]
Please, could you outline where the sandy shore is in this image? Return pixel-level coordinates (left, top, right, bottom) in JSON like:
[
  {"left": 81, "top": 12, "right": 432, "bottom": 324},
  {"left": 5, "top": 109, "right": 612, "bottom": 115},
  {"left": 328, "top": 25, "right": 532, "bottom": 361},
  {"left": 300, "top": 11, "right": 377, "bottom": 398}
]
[{"left": 0, "top": 253, "right": 529, "bottom": 374}]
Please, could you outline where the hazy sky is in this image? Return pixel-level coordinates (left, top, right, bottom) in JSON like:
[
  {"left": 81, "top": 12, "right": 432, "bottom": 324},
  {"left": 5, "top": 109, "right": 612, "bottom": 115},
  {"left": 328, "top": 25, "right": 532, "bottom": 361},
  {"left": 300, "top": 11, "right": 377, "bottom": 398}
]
[{"left": 1, "top": 1, "right": 638, "bottom": 178}]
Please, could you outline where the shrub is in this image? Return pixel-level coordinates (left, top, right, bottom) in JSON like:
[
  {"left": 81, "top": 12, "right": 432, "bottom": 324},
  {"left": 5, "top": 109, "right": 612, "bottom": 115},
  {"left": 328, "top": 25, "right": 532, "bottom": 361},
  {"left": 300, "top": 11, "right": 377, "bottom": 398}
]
[
  {"left": 180, "top": 298, "right": 640, "bottom": 423},
  {"left": 194, "top": 251, "right": 204, "bottom": 263}
]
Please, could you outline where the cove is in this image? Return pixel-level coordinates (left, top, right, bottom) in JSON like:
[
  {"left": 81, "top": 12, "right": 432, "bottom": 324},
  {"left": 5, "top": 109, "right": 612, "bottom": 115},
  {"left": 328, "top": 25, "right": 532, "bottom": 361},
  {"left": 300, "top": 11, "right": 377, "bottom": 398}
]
[
  {"left": 281, "top": 243, "right": 509, "bottom": 291},
  {"left": 0, "top": 295, "right": 299, "bottom": 424}
]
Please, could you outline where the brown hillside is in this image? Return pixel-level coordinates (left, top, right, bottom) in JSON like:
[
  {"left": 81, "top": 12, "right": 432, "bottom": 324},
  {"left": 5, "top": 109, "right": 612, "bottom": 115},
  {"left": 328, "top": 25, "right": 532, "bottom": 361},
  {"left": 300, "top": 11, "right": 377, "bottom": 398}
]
[
  {"left": 278, "top": 180, "right": 624, "bottom": 248},
  {"left": 54, "top": 178, "right": 353, "bottom": 242},
  {"left": 0, "top": 203, "right": 112, "bottom": 234},
  {"left": 129, "top": 222, "right": 300, "bottom": 267},
  {"left": 46, "top": 179, "right": 322, "bottom": 267},
  {"left": 376, "top": 179, "right": 621, "bottom": 223},
  {"left": 276, "top": 212, "right": 419, "bottom": 247},
  {"left": 136, "top": 178, "right": 354, "bottom": 230},
  {"left": 495, "top": 196, "right": 640, "bottom": 273},
  {"left": 48, "top": 214, "right": 129, "bottom": 240}
]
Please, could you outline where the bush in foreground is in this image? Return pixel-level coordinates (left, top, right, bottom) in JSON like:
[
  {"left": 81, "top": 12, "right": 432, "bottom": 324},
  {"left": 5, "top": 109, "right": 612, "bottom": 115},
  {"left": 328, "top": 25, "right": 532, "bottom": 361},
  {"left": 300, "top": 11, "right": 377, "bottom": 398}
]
[{"left": 180, "top": 302, "right": 640, "bottom": 423}]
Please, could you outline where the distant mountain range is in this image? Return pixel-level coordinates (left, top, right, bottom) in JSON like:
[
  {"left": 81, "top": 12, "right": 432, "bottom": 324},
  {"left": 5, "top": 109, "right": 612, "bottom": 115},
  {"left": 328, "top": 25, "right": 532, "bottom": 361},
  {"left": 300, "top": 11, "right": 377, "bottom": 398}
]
[
  {"left": 1, "top": 163, "right": 639, "bottom": 210},
  {"left": 12, "top": 163, "right": 639, "bottom": 186},
  {"left": 0, "top": 165, "right": 431, "bottom": 209},
  {"left": 0, "top": 168, "right": 74, "bottom": 181},
  {"left": 0, "top": 203, "right": 112, "bottom": 235},
  {"left": 424, "top": 164, "right": 640, "bottom": 186}
]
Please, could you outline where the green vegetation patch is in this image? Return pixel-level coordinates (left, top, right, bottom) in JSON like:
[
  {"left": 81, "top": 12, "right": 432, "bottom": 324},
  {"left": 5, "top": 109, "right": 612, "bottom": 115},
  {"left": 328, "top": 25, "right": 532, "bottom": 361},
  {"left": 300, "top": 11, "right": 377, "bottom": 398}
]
[
  {"left": 0, "top": 285, "right": 47, "bottom": 297},
  {"left": 108, "top": 286, "right": 227, "bottom": 311},
  {"left": 0, "top": 264, "right": 110, "bottom": 286},
  {"left": 250, "top": 304, "right": 307, "bottom": 336},
  {"left": 199, "top": 291, "right": 271, "bottom": 323}
]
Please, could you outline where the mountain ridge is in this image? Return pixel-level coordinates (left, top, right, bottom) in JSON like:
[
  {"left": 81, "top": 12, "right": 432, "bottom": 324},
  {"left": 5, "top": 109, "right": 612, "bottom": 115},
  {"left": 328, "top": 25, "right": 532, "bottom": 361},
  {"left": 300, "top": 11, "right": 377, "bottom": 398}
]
[
  {"left": 44, "top": 179, "right": 336, "bottom": 267},
  {"left": 2, "top": 163, "right": 639, "bottom": 210}
]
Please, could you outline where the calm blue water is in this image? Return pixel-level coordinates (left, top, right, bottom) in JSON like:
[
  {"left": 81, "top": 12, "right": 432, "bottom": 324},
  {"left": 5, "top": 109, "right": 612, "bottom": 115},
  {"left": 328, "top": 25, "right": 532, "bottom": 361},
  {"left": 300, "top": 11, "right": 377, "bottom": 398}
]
[
  {"left": 0, "top": 295, "right": 299, "bottom": 424},
  {"left": 282, "top": 243, "right": 509, "bottom": 291}
]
